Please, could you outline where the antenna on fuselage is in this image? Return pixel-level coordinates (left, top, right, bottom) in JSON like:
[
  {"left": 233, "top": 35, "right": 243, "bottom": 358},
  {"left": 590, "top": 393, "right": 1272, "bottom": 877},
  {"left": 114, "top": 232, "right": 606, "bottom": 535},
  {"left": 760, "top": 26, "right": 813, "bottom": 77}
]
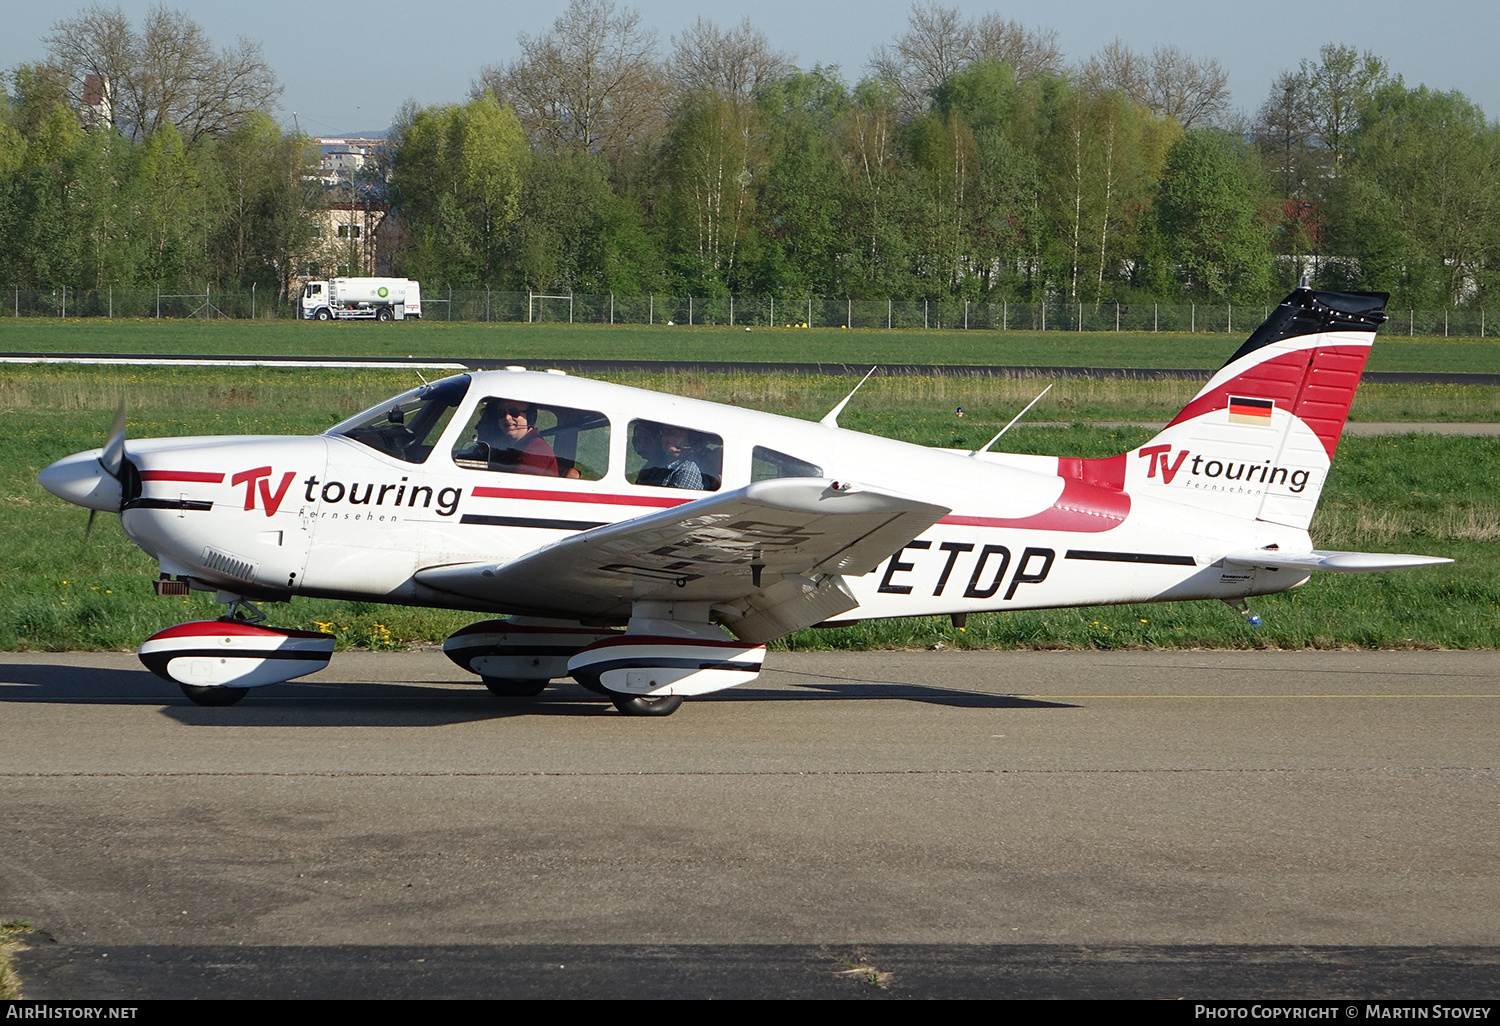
[
  {"left": 970, "top": 383, "right": 1053, "bottom": 456},
  {"left": 414, "top": 369, "right": 430, "bottom": 386},
  {"left": 820, "top": 366, "right": 878, "bottom": 427}
]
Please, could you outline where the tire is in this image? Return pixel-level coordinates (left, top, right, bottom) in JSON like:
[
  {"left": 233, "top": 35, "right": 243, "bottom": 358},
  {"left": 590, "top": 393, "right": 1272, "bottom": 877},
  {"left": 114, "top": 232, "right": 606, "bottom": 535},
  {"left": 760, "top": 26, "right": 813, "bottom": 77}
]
[
  {"left": 611, "top": 693, "right": 684, "bottom": 717},
  {"left": 314, "top": 308, "right": 331, "bottom": 321},
  {"left": 179, "top": 682, "right": 249, "bottom": 706},
  {"left": 377, "top": 307, "right": 393, "bottom": 322},
  {"left": 482, "top": 677, "right": 548, "bottom": 697}
]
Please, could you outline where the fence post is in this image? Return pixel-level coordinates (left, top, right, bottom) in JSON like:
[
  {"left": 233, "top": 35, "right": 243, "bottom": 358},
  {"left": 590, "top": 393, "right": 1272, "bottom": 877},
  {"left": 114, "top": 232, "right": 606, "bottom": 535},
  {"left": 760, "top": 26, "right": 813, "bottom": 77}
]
[
  {"left": 156, "top": 284, "right": 160, "bottom": 319},
  {"left": 924, "top": 298, "right": 928, "bottom": 329},
  {"left": 769, "top": 295, "right": 772, "bottom": 326},
  {"left": 1003, "top": 299, "right": 1007, "bottom": 331},
  {"left": 729, "top": 295, "right": 734, "bottom": 326},
  {"left": 807, "top": 296, "right": 812, "bottom": 326},
  {"left": 650, "top": 294, "right": 653, "bottom": 325},
  {"left": 1445, "top": 309, "right": 1449, "bottom": 337},
  {"left": 486, "top": 286, "right": 490, "bottom": 323},
  {"left": 848, "top": 297, "right": 852, "bottom": 328},
  {"left": 886, "top": 298, "right": 890, "bottom": 329},
  {"left": 109, "top": 285, "right": 113, "bottom": 320},
  {"left": 1228, "top": 303, "right": 1232, "bottom": 333},
  {"left": 689, "top": 296, "right": 693, "bottom": 326},
  {"left": 610, "top": 293, "right": 614, "bottom": 325},
  {"left": 1154, "top": 303, "right": 1157, "bottom": 332},
  {"left": 1041, "top": 302, "right": 1045, "bottom": 331},
  {"left": 569, "top": 293, "right": 574, "bottom": 324},
  {"left": 447, "top": 286, "right": 451, "bottom": 321},
  {"left": 964, "top": 300, "right": 969, "bottom": 330},
  {"left": 251, "top": 282, "right": 255, "bottom": 320},
  {"left": 61, "top": 285, "right": 66, "bottom": 319},
  {"left": 1191, "top": 303, "right": 1195, "bottom": 333},
  {"left": 1410, "top": 310, "right": 1413, "bottom": 336},
  {"left": 1114, "top": 299, "right": 1119, "bottom": 331},
  {"left": 1078, "top": 302, "right": 1082, "bottom": 331}
]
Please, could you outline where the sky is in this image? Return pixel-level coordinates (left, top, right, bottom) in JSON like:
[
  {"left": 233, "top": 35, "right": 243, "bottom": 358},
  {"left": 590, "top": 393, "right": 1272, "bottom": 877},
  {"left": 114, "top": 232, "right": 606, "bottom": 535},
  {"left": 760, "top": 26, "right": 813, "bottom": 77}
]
[{"left": 4, "top": 0, "right": 1496, "bottom": 137}]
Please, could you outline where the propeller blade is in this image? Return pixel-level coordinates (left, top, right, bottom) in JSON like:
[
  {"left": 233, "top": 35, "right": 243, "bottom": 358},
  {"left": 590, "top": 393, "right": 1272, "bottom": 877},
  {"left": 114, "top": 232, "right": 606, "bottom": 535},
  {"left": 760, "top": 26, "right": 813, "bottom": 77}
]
[
  {"left": 84, "top": 509, "right": 98, "bottom": 540},
  {"left": 101, "top": 399, "right": 126, "bottom": 481}
]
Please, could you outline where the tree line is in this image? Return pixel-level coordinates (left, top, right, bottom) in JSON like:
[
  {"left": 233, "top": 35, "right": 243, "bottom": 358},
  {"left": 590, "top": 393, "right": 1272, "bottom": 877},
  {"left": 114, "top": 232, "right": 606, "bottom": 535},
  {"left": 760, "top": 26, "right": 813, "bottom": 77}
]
[{"left": 3, "top": 1, "right": 1498, "bottom": 312}]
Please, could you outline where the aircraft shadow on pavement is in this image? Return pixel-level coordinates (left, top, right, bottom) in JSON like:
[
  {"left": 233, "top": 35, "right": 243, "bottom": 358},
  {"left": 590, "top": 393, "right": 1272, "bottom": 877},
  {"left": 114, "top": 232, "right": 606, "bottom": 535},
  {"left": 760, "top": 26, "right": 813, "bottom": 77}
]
[
  {"left": 0, "top": 661, "right": 1074, "bottom": 727},
  {"left": 708, "top": 676, "right": 1075, "bottom": 709}
]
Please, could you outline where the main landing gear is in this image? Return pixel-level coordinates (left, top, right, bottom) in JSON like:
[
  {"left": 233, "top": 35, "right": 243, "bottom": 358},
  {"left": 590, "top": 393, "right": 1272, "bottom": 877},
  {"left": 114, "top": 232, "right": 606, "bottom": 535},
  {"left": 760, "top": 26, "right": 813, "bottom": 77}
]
[{"left": 443, "top": 605, "right": 767, "bottom": 716}]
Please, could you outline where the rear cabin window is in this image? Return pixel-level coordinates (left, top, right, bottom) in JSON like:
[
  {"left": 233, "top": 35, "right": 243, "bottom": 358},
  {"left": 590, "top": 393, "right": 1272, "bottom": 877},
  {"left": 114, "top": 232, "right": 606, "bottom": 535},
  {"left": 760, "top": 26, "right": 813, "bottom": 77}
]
[
  {"left": 628, "top": 420, "right": 722, "bottom": 491},
  {"left": 452, "top": 398, "right": 610, "bottom": 480},
  {"left": 751, "top": 446, "right": 823, "bottom": 481}
]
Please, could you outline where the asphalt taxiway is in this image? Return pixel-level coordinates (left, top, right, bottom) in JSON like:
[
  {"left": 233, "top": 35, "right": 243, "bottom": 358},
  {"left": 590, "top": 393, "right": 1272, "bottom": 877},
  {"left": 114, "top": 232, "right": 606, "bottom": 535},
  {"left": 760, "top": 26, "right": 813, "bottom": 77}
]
[{"left": 3, "top": 648, "right": 1497, "bottom": 998}]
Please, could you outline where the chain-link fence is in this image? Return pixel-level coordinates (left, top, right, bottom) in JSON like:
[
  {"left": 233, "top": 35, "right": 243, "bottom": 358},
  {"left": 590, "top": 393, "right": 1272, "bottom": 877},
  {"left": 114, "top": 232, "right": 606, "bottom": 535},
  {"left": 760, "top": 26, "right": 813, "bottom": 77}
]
[{"left": 5, "top": 286, "right": 1495, "bottom": 339}]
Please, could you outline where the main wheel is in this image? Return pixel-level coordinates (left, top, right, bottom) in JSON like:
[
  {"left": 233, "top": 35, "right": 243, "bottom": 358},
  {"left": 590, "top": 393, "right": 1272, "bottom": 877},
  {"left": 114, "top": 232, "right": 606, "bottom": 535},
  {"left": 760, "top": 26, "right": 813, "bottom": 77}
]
[
  {"left": 315, "top": 308, "right": 331, "bottom": 321},
  {"left": 179, "top": 682, "right": 249, "bottom": 707},
  {"left": 610, "top": 693, "right": 684, "bottom": 717},
  {"left": 482, "top": 677, "right": 549, "bottom": 697}
]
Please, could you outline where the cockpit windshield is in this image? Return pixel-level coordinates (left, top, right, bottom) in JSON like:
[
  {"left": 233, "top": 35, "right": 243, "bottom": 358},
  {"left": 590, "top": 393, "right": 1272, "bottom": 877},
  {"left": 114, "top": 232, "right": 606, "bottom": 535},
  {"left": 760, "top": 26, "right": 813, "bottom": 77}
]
[{"left": 329, "top": 374, "right": 470, "bottom": 464}]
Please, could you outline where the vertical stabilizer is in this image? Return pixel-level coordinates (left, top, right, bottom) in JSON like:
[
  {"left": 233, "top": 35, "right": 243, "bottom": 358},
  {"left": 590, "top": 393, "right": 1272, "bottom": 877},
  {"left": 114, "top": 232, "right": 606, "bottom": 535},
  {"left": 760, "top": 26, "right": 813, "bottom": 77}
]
[{"left": 1078, "top": 288, "right": 1388, "bottom": 530}]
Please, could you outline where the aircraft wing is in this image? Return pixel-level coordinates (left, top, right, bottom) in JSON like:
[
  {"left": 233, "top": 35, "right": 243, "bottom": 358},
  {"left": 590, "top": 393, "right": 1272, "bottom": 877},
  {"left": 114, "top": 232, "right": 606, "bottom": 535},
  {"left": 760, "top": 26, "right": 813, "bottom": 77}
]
[
  {"left": 415, "top": 478, "right": 950, "bottom": 642},
  {"left": 1222, "top": 549, "right": 1453, "bottom": 573}
]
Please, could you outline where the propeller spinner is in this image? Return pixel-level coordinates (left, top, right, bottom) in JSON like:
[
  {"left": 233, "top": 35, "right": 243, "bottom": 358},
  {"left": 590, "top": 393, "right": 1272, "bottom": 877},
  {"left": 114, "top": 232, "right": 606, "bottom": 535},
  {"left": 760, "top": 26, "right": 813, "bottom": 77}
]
[{"left": 38, "top": 400, "right": 131, "bottom": 517}]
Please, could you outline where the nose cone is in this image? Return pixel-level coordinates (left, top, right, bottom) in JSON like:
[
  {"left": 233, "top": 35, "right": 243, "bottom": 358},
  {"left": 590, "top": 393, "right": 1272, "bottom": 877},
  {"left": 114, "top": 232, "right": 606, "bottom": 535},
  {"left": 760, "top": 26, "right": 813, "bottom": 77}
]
[{"left": 38, "top": 449, "right": 123, "bottom": 512}]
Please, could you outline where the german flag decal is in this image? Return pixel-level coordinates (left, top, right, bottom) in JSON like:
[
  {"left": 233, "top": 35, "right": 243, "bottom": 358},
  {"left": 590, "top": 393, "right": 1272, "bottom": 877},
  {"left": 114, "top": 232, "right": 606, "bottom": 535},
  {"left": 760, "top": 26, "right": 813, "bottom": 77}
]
[{"left": 1227, "top": 396, "right": 1275, "bottom": 426}]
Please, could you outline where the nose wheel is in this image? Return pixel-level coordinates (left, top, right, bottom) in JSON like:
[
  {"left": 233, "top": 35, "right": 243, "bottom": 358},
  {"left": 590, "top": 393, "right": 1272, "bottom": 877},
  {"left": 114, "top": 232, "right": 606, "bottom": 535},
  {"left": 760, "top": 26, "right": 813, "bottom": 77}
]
[
  {"left": 179, "top": 682, "right": 250, "bottom": 707},
  {"left": 482, "top": 677, "right": 549, "bottom": 697},
  {"left": 610, "top": 694, "right": 684, "bottom": 717}
]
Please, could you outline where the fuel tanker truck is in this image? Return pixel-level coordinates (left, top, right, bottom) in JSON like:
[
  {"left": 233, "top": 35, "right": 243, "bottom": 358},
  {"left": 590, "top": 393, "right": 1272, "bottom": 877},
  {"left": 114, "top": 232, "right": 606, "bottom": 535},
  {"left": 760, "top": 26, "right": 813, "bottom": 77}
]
[{"left": 300, "top": 277, "right": 422, "bottom": 321}]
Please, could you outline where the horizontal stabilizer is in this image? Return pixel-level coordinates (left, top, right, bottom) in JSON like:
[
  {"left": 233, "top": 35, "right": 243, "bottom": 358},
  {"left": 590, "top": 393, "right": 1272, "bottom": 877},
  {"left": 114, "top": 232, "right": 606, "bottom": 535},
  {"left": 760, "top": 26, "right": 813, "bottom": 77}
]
[{"left": 1223, "top": 549, "right": 1453, "bottom": 574}]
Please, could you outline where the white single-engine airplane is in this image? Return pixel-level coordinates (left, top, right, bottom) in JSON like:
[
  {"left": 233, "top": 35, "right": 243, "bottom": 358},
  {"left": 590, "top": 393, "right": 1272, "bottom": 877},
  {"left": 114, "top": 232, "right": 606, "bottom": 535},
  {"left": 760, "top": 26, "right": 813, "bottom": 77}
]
[{"left": 40, "top": 287, "right": 1449, "bottom": 715}]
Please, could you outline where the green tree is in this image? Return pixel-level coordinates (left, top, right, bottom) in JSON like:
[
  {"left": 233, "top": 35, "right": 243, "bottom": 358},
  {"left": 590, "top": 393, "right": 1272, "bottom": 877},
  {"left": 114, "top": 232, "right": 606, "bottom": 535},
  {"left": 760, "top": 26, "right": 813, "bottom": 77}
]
[
  {"left": 839, "top": 77, "right": 913, "bottom": 297},
  {"left": 504, "top": 149, "right": 658, "bottom": 293},
  {"left": 751, "top": 68, "right": 849, "bottom": 298},
  {"left": 209, "top": 114, "right": 319, "bottom": 297},
  {"left": 1154, "top": 129, "right": 1273, "bottom": 302},
  {"left": 1329, "top": 83, "right": 1500, "bottom": 306},
  {"left": 1302, "top": 44, "right": 1388, "bottom": 171},
  {"left": 661, "top": 88, "right": 762, "bottom": 291},
  {"left": 392, "top": 95, "right": 529, "bottom": 284}
]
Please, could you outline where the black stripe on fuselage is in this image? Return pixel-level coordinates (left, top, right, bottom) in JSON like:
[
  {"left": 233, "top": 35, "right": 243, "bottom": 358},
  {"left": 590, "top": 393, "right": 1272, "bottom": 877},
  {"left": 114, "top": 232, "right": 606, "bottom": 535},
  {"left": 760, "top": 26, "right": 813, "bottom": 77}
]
[
  {"left": 124, "top": 498, "right": 213, "bottom": 512},
  {"left": 1065, "top": 550, "right": 1197, "bottom": 566},
  {"left": 459, "top": 514, "right": 607, "bottom": 530},
  {"left": 143, "top": 648, "right": 330, "bottom": 663}
]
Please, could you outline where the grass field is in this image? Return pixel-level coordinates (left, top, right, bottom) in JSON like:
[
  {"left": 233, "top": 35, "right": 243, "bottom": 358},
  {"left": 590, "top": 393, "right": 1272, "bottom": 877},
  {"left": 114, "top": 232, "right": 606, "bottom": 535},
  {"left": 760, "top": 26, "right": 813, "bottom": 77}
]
[
  {"left": 2, "top": 364, "right": 1493, "bottom": 653},
  {"left": 4, "top": 317, "right": 1500, "bottom": 375}
]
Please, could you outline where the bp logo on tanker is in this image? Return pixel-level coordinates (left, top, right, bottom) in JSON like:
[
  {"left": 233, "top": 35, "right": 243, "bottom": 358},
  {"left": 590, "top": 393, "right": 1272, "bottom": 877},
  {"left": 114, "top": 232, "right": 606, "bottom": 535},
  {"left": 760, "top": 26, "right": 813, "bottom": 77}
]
[{"left": 377, "top": 287, "right": 389, "bottom": 298}]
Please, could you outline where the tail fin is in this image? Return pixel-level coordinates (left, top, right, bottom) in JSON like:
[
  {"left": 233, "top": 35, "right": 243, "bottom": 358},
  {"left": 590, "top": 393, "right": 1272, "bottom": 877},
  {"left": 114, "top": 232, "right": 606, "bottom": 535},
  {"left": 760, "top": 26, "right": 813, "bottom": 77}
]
[{"left": 1092, "top": 288, "right": 1388, "bottom": 529}]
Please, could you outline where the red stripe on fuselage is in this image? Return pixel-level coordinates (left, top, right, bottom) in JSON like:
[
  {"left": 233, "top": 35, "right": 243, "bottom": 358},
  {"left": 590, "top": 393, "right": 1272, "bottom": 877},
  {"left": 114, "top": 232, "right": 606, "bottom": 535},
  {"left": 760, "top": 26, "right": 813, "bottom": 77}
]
[{"left": 139, "top": 470, "right": 226, "bottom": 483}]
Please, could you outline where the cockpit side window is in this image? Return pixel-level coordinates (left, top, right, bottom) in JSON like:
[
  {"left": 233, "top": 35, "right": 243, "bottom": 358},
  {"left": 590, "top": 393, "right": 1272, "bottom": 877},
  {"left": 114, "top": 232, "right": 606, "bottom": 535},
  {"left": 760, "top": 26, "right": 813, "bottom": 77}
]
[
  {"left": 452, "top": 398, "right": 610, "bottom": 480},
  {"left": 332, "top": 375, "right": 468, "bottom": 464}
]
